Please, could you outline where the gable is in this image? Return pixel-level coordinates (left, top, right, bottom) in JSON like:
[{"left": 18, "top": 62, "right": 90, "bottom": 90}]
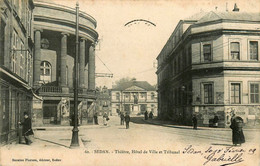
[{"left": 125, "top": 86, "right": 145, "bottom": 91}]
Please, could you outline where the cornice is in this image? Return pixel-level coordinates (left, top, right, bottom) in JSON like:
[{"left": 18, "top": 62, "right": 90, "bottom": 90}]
[
  {"left": 34, "top": 1, "right": 97, "bottom": 28},
  {"left": 34, "top": 15, "right": 98, "bottom": 40},
  {"left": 192, "top": 19, "right": 260, "bottom": 28}
]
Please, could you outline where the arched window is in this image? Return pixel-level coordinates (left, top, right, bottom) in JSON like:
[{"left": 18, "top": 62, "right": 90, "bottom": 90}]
[{"left": 40, "top": 61, "right": 51, "bottom": 83}]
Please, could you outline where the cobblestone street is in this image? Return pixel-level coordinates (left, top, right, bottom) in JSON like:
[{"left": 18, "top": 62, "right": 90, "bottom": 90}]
[{"left": 1, "top": 116, "right": 259, "bottom": 166}]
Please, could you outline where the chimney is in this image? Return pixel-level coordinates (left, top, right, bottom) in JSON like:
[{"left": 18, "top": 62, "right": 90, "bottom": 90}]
[{"left": 232, "top": 3, "right": 239, "bottom": 12}]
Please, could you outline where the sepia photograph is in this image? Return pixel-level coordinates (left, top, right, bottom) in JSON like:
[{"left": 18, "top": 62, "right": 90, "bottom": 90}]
[{"left": 0, "top": 0, "right": 260, "bottom": 165}]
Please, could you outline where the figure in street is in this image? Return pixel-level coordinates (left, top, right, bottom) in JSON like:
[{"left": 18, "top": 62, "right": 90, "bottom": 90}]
[
  {"left": 144, "top": 110, "right": 148, "bottom": 120},
  {"left": 125, "top": 112, "right": 130, "bottom": 129},
  {"left": 103, "top": 112, "right": 109, "bottom": 126},
  {"left": 192, "top": 114, "right": 198, "bottom": 130},
  {"left": 19, "top": 112, "right": 34, "bottom": 145},
  {"left": 213, "top": 114, "right": 219, "bottom": 128},
  {"left": 149, "top": 111, "right": 154, "bottom": 119},
  {"left": 94, "top": 112, "right": 98, "bottom": 125},
  {"left": 230, "top": 114, "right": 245, "bottom": 146},
  {"left": 120, "top": 112, "right": 125, "bottom": 125}
]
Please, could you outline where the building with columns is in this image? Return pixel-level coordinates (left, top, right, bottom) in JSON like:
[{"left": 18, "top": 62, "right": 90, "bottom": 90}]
[
  {"left": 111, "top": 80, "right": 157, "bottom": 116},
  {"left": 0, "top": 0, "right": 35, "bottom": 144},
  {"left": 156, "top": 7, "right": 260, "bottom": 128},
  {"left": 33, "top": 1, "right": 98, "bottom": 126}
]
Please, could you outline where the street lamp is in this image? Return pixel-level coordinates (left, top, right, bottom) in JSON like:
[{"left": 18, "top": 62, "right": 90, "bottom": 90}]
[{"left": 70, "top": 2, "right": 79, "bottom": 148}]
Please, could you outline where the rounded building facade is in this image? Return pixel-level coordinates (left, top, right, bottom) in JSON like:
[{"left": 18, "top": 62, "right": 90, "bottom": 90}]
[{"left": 33, "top": 1, "right": 98, "bottom": 126}]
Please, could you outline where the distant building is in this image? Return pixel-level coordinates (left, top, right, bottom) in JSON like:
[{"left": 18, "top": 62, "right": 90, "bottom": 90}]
[
  {"left": 33, "top": 1, "right": 98, "bottom": 126},
  {"left": 111, "top": 80, "right": 157, "bottom": 116},
  {"left": 95, "top": 86, "right": 111, "bottom": 115},
  {"left": 0, "top": 0, "right": 35, "bottom": 144},
  {"left": 156, "top": 8, "right": 260, "bottom": 127}
]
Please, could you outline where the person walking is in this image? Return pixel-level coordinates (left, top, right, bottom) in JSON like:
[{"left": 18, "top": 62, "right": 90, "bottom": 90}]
[
  {"left": 120, "top": 112, "right": 125, "bottom": 125},
  {"left": 213, "top": 114, "right": 219, "bottom": 128},
  {"left": 144, "top": 110, "right": 148, "bottom": 120},
  {"left": 230, "top": 114, "right": 245, "bottom": 146},
  {"left": 192, "top": 114, "right": 198, "bottom": 130},
  {"left": 125, "top": 112, "right": 130, "bottom": 129},
  {"left": 103, "top": 112, "right": 109, "bottom": 126},
  {"left": 149, "top": 111, "right": 154, "bottom": 119},
  {"left": 94, "top": 112, "right": 98, "bottom": 125},
  {"left": 19, "top": 112, "right": 34, "bottom": 145}
]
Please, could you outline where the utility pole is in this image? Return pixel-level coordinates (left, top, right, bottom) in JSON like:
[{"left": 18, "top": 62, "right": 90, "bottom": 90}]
[{"left": 70, "top": 2, "right": 79, "bottom": 148}]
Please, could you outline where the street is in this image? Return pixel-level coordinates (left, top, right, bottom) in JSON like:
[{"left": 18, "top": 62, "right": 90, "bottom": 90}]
[{"left": 1, "top": 116, "right": 260, "bottom": 166}]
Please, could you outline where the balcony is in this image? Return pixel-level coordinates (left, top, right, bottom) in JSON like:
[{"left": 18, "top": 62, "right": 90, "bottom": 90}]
[{"left": 38, "top": 86, "right": 96, "bottom": 99}]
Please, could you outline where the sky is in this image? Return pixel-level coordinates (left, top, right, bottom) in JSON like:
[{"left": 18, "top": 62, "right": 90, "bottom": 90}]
[{"left": 49, "top": 0, "right": 260, "bottom": 88}]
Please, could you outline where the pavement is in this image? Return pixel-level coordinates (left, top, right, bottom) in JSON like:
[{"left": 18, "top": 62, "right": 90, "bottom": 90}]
[
  {"left": 1, "top": 115, "right": 260, "bottom": 166},
  {"left": 142, "top": 117, "right": 260, "bottom": 131}
]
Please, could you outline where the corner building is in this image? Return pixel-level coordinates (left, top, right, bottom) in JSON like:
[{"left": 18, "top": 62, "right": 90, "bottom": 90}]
[
  {"left": 156, "top": 10, "right": 260, "bottom": 128},
  {"left": 33, "top": 1, "right": 98, "bottom": 126}
]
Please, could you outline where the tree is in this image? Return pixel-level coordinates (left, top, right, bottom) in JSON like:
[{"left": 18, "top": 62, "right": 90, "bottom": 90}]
[{"left": 114, "top": 77, "right": 136, "bottom": 88}]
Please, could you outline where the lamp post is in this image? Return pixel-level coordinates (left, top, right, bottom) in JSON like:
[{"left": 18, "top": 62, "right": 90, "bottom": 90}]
[{"left": 70, "top": 2, "right": 79, "bottom": 148}]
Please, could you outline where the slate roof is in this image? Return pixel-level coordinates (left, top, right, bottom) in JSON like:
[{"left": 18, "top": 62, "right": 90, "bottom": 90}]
[
  {"left": 112, "top": 81, "right": 156, "bottom": 91},
  {"left": 196, "top": 11, "right": 260, "bottom": 23}
]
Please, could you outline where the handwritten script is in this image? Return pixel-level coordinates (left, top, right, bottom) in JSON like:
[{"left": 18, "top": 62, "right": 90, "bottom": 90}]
[{"left": 182, "top": 145, "right": 256, "bottom": 166}]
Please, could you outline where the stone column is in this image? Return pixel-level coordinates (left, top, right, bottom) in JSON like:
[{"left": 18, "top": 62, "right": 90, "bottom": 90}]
[
  {"left": 79, "top": 38, "right": 85, "bottom": 88},
  {"left": 88, "top": 44, "right": 95, "bottom": 90},
  {"left": 60, "top": 33, "right": 68, "bottom": 87},
  {"left": 34, "top": 30, "right": 41, "bottom": 85},
  {"left": 84, "top": 64, "right": 88, "bottom": 89}
]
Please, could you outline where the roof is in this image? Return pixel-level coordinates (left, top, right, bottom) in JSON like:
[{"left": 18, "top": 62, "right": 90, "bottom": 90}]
[
  {"left": 196, "top": 11, "right": 260, "bottom": 24},
  {"left": 112, "top": 81, "right": 156, "bottom": 91},
  {"left": 184, "top": 11, "right": 207, "bottom": 21}
]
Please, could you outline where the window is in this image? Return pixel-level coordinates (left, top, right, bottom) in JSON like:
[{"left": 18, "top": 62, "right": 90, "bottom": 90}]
[
  {"left": 141, "top": 92, "right": 146, "bottom": 99},
  {"left": 203, "top": 44, "right": 211, "bottom": 61},
  {"left": 231, "top": 83, "right": 241, "bottom": 104},
  {"left": 20, "top": 42, "right": 24, "bottom": 79},
  {"left": 230, "top": 42, "right": 240, "bottom": 60},
  {"left": 0, "top": 19, "right": 5, "bottom": 65},
  {"left": 151, "top": 92, "right": 155, "bottom": 100},
  {"left": 40, "top": 61, "right": 51, "bottom": 83},
  {"left": 250, "top": 41, "right": 258, "bottom": 60},
  {"left": 250, "top": 83, "right": 259, "bottom": 103},
  {"left": 204, "top": 84, "right": 213, "bottom": 104},
  {"left": 116, "top": 92, "right": 120, "bottom": 100},
  {"left": 188, "top": 46, "right": 191, "bottom": 65}
]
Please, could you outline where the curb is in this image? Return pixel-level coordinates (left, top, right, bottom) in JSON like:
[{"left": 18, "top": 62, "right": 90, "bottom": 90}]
[
  {"left": 142, "top": 119, "right": 259, "bottom": 131},
  {"left": 33, "top": 125, "right": 104, "bottom": 131}
]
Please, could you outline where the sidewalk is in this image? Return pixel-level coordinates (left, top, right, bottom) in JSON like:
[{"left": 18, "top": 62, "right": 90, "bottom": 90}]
[
  {"left": 142, "top": 117, "right": 260, "bottom": 131},
  {"left": 2, "top": 122, "right": 107, "bottom": 151}
]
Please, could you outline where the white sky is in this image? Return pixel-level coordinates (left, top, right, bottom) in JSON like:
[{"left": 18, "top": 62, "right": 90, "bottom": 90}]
[{"left": 50, "top": 0, "right": 259, "bottom": 88}]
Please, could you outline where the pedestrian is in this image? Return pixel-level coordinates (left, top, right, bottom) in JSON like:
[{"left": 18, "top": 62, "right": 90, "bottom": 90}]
[
  {"left": 125, "top": 112, "right": 130, "bottom": 129},
  {"left": 103, "top": 112, "right": 109, "bottom": 126},
  {"left": 149, "top": 111, "right": 154, "bottom": 119},
  {"left": 192, "top": 114, "right": 197, "bottom": 130},
  {"left": 94, "top": 112, "right": 98, "bottom": 125},
  {"left": 213, "top": 114, "right": 219, "bottom": 128},
  {"left": 230, "top": 114, "right": 245, "bottom": 146},
  {"left": 120, "top": 112, "right": 125, "bottom": 125},
  {"left": 19, "top": 112, "right": 34, "bottom": 145},
  {"left": 144, "top": 110, "right": 148, "bottom": 120}
]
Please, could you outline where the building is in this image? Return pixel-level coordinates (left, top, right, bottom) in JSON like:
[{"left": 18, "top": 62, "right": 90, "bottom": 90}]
[
  {"left": 33, "top": 1, "right": 98, "bottom": 126},
  {"left": 95, "top": 86, "right": 111, "bottom": 115},
  {"left": 0, "top": 0, "right": 35, "bottom": 144},
  {"left": 111, "top": 79, "right": 157, "bottom": 116},
  {"left": 156, "top": 6, "right": 260, "bottom": 128}
]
